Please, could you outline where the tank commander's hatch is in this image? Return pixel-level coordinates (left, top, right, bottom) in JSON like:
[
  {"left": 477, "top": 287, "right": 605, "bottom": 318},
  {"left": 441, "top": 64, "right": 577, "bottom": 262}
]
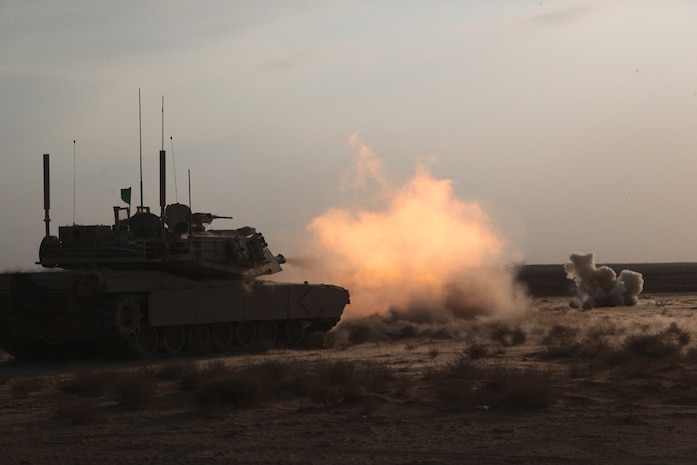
[
  {"left": 165, "top": 203, "right": 191, "bottom": 234},
  {"left": 113, "top": 206, "right": 130, "bottom": 234},
  {"left": 114, "top": 206, "right": 163, "bottom": 238}
]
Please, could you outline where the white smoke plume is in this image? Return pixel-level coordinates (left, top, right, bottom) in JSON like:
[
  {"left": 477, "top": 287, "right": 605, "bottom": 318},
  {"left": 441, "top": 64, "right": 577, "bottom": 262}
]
[{"left": 564, "top": 252, "right": 644, "bottom": 309}]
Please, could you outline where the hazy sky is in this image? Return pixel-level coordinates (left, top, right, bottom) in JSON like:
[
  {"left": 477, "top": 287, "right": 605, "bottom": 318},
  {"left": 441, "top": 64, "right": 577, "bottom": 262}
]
[{"left": 2, "top": 0, "right": 697, "bottom": 271}]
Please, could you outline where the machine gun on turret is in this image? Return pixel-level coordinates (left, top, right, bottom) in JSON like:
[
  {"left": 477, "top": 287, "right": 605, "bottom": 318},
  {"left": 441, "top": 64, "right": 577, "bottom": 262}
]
[{"left": 192, "top": 212, "right": 233, "bottom": 232}]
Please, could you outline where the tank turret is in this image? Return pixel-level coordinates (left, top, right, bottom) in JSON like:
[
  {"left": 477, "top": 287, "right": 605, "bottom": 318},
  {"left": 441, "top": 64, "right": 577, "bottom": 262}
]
[{"left": 38, "top": 156, "right": 286, "bottom": 278}]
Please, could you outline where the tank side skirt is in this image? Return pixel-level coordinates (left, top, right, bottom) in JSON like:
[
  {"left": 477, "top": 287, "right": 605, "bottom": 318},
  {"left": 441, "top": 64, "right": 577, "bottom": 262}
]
[{"left": 146, "top": 280, "right": 341, "bottom": 327}]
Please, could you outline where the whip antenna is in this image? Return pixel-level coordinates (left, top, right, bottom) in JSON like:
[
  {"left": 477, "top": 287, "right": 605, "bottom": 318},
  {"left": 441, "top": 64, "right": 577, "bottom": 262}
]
[
  {"left": 188, "top": 168, "right": 192, "bottom": 235},
  {"left": 161, "top": 96, "right": 165, "bottom": 151},
  {"left": 170, "top": 136, "right": 179, "bottom": 202},
  {"left": 72, "top": 139, "right": 76, "bottom": 225},
  {"left": 43, "top": 154, "right": 51, "bottom": 237},
  {"left": 159, "top": 95, "right": 166, "bottom": 224},
  {"left": 138, "top": 89, "right": 144, "bottom": 212}
]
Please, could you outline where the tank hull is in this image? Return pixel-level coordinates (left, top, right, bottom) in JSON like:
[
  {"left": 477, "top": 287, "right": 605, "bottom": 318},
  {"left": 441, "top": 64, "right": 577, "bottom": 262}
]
[{"left": 0, "top": 270, "right": 349, "bottom": 360}]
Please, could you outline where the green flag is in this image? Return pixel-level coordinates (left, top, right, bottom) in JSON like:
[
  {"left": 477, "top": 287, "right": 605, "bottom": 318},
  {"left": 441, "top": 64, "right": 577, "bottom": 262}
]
[{"left": 120, "top": 187, "right": 132, "bottom": 205}]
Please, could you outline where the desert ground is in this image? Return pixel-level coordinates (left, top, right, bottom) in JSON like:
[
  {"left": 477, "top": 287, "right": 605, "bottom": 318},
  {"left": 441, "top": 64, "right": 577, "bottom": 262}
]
[{"left": 3, "top": 265, "right": 697, "bottom": 464}]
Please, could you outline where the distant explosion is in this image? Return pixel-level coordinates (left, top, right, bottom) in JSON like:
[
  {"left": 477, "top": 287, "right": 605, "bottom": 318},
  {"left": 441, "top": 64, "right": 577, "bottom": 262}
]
[
  {"left": 565, "top": 252, "right": 644, "bottom": 309},
  {"left": 298, "top": 133, "right": 529, "bottom": 321}
]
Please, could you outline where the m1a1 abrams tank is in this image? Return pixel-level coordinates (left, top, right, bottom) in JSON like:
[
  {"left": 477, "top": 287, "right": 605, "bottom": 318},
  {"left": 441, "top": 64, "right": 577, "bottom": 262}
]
[{"left": 0, "top": 152, "right": 349, "bottom": 360}]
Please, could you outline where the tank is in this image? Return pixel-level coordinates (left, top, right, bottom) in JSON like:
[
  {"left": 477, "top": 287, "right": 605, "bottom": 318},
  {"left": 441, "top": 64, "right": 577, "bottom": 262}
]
[{"left": 0, "top": 153, "right": 349, "bottom": 360}]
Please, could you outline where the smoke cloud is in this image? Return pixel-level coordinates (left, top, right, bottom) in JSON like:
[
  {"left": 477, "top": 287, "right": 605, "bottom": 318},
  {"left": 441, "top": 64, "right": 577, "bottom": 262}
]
[
  {"left": 564, "top": 252, "right": 644, "bottom": 309},
  {"left": 301, "top": 134, "right": 530, "bottom": 321}
]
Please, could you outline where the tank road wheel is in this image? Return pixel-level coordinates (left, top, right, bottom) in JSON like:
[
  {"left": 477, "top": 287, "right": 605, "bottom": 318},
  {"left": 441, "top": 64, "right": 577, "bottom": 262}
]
[
  {"left": 212, "top": 323, "right": 234, "bottom": 351},
  {"left": 114, "top": 297, "right": 142, "bottom": 338},
  {"left": 235, "top": 321, "right": 256, "bottom": 348},
  {"left": 161, "top": 326, "right": 186, "bottom": 354},
  {"left": 35, "top": 312, "right": 82, "bottom": 345},
  {"left": 136, "top": 324, "right": 159, "bottom": 356},
  {"left": 257, "top": 320, "right": 278, "bottom": 352},
  {"left": 285, "top": 319, "right": 307, "bottom": 346},
  {"left": 188, "top": 325, "right": 211, "bottom": 353}
]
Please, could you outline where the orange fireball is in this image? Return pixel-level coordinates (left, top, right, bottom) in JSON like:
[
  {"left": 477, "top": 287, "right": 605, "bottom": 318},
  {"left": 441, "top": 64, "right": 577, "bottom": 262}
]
[{"left": 304, "top": 134, "right": 524, "bottom": 319}]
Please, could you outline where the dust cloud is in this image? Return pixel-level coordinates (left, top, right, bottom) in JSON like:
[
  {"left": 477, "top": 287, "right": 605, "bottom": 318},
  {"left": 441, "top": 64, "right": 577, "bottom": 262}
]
[
  {"left": 564, "top": 252, "right": 644, "bottom": 309},
  {"left": 290, "top": 134, "right": 530, "bottom": 326}
]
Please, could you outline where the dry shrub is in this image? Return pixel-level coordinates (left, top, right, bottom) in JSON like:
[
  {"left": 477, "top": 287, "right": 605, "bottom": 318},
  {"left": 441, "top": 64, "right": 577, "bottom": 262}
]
[
  {"left": 568, "top": 362, "right": 591, "bottom": 379},
  {"left": 115, "top": 369, "right": 157, "bottom": 410},
  {"left": 180, "top": 365, "right": 203, "bottom": 392},
  {"left": 684, "top": 347, "right": 697, "bottom": 363},
  {"left": 196, "top": 371, "right": 267, "bottom": 408},
  {"left": 676, "top": 365, "right": 697, "bottom": 386},
  {"left": 434, "top": 379, "right": 482, "bottom": 406},
  {"left": 55, "top": 399, "right": 106, "bottom": 425},
  {"left": 288, "top": 360, "right": 395, "bottom": 407},
  {"left": 245, "top": 359, "right": 296, "bottom": 387},
  {"left": 425, "top": 355, "right": 484, "bottom": 381},
  {"left": 180, "top": 360, "right": 230, "bottom": 391},
  {"left": 351, "top": 361, "right": 393, "bottom": 396},
  {"left": 305, "top": 382, "right": 343, "bottom": 407},
  {"left": 331, "top": 315, "right": 453, "bottom": 347},
  {"left": 156, "top": 362, "right": 191, "bottom": 380},
  {"left": 310, "top": 360, "right": 362, "bottom": 405},
  {"left": 58, "top": 369, "right": 117, "bottom": 397},
  {"left": 667, "top": 322, "right": 690, "bottom": 345},
  {"left": 622, "top": 323, "right": 690, "bottom": 359},
  {"left": 397, "top": 324, "right": 418, "bottom": 339},
  {"left": 609, "top": 357, "right": 665, "bottom": 379},
  {"left": 332, "top": 360, "right": 392, "bottom": 403},
  {"left": 300, "top": 330, "right": 331, "bottom": 349},
  {"left": 541, "top": 325, "right": 580, "bottom": 357},
  {"left": 204, "top": 360, "right": 229, "bottom": 375},
  {"left": 587, "top": 324, "right": 693, "bottom": 377},
  {"left": 541, "top": 323, "right": 621, "bottom": 361},
  {"left": 465, "top": 343, "right": 492, "bottom": 360},
  {"left": 428, "top": 346, "right": 440, "bottom": 359},
  {"left": 623, "top": 334, "right": 676, "bottom": 359},
  {"left": 343, "top": 322, "right": 374, "bottom": 345},
  {"left": 427, "top": 357, "right": 559, "bottom": 409},
  {"left": 10, "top": 377, "right": 44, "bottom": 399},
  {"left": 489, "top": 324, "right": 526, "bottom": 347},
  {"left": 575, "top": 333, "right": 612, "bottom": 359},
  {"left": 489, "top": 367, "right": 559, "bottom": 409},
  {"left": 321, "top": 360, "right": 358, "bottom": 384},
  {"left": 193, "top": 360, "right": 300, "bottom": 408},
  {"left": 587, "top": 322, "right": 623, "bottom": 338}
]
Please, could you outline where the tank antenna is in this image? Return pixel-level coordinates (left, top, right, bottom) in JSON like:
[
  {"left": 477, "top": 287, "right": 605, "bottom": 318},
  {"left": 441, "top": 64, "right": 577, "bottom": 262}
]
[
  {"left": 43, "top": 153, "right": 51, "bottom": 237},
  {"left": 72, "top": 139, "right": 76, "bottom": 225},
  {"left": 161, "top": 96, "right": 165, "bottom": 151},
  {"left": 159, "top": 147, "right": 166, "bottom": 237},
  {"left": 170, "top": 136, "right": 179, "bottom": 202},
  {"left": 159, "top": 95, "right": 166, "bottom": 226},
  {"left": 138, "top": 88, "right": 144, "bottom": 213},
  {"left": 188, "top": 168, "right": 192, "bottom": 235}
]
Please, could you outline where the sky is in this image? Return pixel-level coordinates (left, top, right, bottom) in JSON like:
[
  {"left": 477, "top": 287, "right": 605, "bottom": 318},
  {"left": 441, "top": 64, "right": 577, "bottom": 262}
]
[{"left": 2, "top": 0, "right": 697, "bottom": 273}]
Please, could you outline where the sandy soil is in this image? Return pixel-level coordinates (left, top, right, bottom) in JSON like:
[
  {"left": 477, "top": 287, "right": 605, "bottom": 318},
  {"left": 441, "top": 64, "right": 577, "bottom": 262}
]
[{"left": 3, "top": 292, "right": 697, "bottom": 465}]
